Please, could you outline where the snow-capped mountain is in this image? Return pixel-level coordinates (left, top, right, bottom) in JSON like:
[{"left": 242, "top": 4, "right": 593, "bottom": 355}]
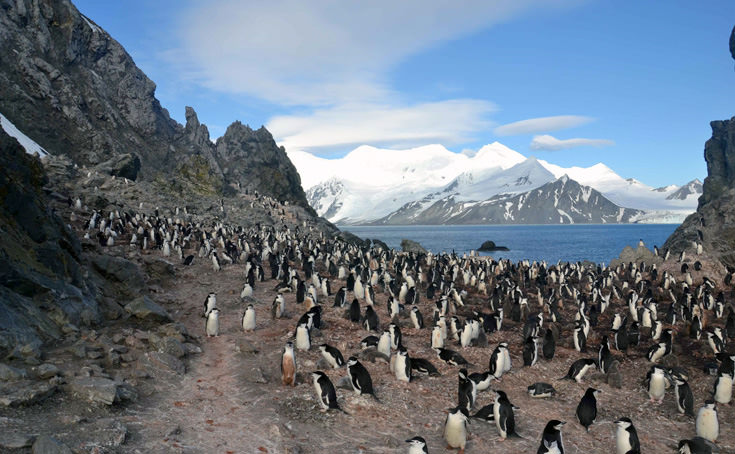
[
  {"left": 288, "top": 143, "right": 702, "bottom": 225},
  {"left": 370, "top": 176, "right": 644, "bottom": 225}
]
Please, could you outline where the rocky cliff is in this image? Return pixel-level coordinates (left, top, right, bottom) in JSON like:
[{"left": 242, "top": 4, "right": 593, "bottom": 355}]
[
  {"left": 0, "top": 0, "right": 312, "bottom": 211},
  {"left": 664, "top": 27, "right": 735, "bottom": 267},
  {"left": 664, "top": 117, "right": 735, "bottom": 266},
  {"left": 0, "top": 128, "right": 97, "bottom": 360}
]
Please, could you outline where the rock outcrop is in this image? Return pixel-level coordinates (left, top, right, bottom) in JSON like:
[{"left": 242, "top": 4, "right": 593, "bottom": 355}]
[
  {"left": 0, "top": 0, "right": 313, "bottom": 211},
  {"left": 664, "top": 118, "right": 735, "bottom": 266},
  {"left": 0, "top": 129, "right": 98, "bottom": 359},
  {"left": 664, "top": 28, "right": 735, "bottom": 267}
]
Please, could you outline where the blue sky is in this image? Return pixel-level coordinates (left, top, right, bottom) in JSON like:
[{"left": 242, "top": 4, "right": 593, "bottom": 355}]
[{"left": 74, "top": 0, "right": 735, "bottom": 187}]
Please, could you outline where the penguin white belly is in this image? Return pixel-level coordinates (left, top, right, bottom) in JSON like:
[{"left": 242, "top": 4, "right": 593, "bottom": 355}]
[
  {"left": 242, "top": 311, "right": 256, "bottom": 331},
  {"left": 377, "top": 335, "right": 392, "bottom": 357},
  {"left": 696, "top": 408, "right": 719, "bottom": 441},
  {"left": 649, "top": 375, "right": 666, "bottom": 401},
  {"left": 206, "top": 314, "right": 219, "bottom": 337},
  {"left": 714, "top": 375, "right": 733, "bottom": 404},
  {"left": 295, "top": 327, "right": 310, "bottom": 350},
  {"left": 615, "top": 427, "right": 632, "bottom": 454},
  {"left": 502, "top": 349, "right": 512, "bottom": 372},
  {"left": 493, "top": 402, "right": 503, "bottom": 436},
  {"left": 394, "top": 356, "right": 410, "bottom": 382},
  {"left": 431, "top": 327, "right": 444, "bottom": 349},
  {"left": 444, "top": 414, "right": 467, "bottom": 449}
]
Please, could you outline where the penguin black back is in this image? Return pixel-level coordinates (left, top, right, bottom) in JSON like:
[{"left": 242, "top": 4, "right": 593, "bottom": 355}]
[{"left": 576, "top": 388, "right": 599, "bottom": 432}]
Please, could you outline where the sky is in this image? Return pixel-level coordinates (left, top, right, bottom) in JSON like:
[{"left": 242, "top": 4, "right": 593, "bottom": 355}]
[{"left": 73, "top": 0, "right": 735, "bottom": 187}]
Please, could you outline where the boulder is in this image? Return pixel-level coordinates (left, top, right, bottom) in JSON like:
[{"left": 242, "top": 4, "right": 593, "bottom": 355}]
[
  {"left": 401, "top": 239, "right": 427, "bottom": 254},
  {"left": 0, "top": 433, "right": 36, "bottom": 450},
  {"left": 139, "top": 351, "right": 185, "bottom": 375},
  {"left": 32, "top": 435, "right": 73, "bottom": 454},
  {"left": 0, "top": 381, "right": 57, "bottom": 407},
  {"left": 124, "top": 296, "right": 172, "bottom": 323},
  {"left": 94, "top": 153, "right": 141, "bottom": 181},
  {"left": 89, "top": 254, "right": 146, "bottom": 302},
  {"left": 477, "top": 240, "right": 509, "bottom": 252},
  {"left": 34, "top": 363, "right": 59, "bottom": 379},
  {"left": 68, "top": 376, "right": 119, "bottom": 405},
  {"left": 0, "top": 363, "right": 27, "bottom": 381}
]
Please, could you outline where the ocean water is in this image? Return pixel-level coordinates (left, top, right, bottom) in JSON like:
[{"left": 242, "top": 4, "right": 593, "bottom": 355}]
[{"left": 338, "top": 224, "right": 680, "bottom": 265}]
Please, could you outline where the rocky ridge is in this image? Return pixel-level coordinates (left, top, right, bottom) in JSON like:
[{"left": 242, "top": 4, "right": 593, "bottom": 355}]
[{"left": 0, "top": 0, "right": 312, "bottom": 211}]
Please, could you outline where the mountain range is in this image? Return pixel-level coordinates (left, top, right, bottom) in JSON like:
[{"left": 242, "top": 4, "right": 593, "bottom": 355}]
[{"left": 289, "top": 143, "right": 701, "bottom": 225}]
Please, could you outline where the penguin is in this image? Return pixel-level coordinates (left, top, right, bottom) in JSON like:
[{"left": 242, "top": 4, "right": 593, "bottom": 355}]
[
  {"left": 240, "top": 282, "right": 254, "bottom": 299},
  {"left": 471, "top": 404, "right": 495, "bottom": 423},
  {"left": 389, "top": 323, "right": 403, "bottom": 349},
  {"left": 674, "top": 377, "right": 695, "bottom": 417},
  {"left": 538, "top": 439, "right": 562, "bottom": 454},
  {"left": 695, "top": 400, "right": 719, "bottom": 443},
  {"left": 573, "top": 323, "right": 587, "bottom": 352},
  {"left": 527, "top": 382, "right": 556, "bottom": 398},
  {"left": 271, "top": 294, "right": 286, "bottom": 319},
  {"left": 377, "top": 331, "right": 392, "bottom": 357},
  {"left": 360, "top": 335, "right": 379, "bottom": 349},
  {"left": 333, "top": 287, "right": 347, "bottom": 308},
  {"left": 562, "top": 358, "right": 596, "bottom": 383},
  {"left": 203, "top": 292, "right": 217, "bottom": 318},
  {"left": 311, "top": 371, "right": 340, "bottom": 412},
  {"left": 411, "top": 357, "right": 441, "bottom": 377},
  {"left": 319, "top": 344, "right": 345, "bottom": 369},
  {"left": 211, "top": 251, "right": 221, "bottom": 272},
  {"left": 346, "top": 356, "right": 378, "bottom": 401},
  {"left": 435, "top": 348, "right": 470, "bottom": 366},
  {"left": 707, "top": 331, "right": 725, "bottom": 356},
  {"left": 295, "top": 322, "right": 311, "bottom": 351},
  {"left": 537, "top": 420, "right": 565, "bottom": 454},
  {"left": 489, "top": 345, "right": 506, "bottom": 379},
  {"left": 443, "top": 406, "right": 469, "bottom": 454},
  {"left": 597, "top": 336, "right": 613, "bottom": 374},
  {"left": 542, "top": 328, "right": 556, "bottom": 360},
  {"left": 457, "top": 368, "right": 476, "bottom": 413},
  {"left": 576, "top": 387, "right": 600, "bottom": 432},
  {"left": 364, "top": 305, "right": 379, "bottom": 331},
  {"left": 713, "top": 371, "right": 733, "bottom": 404},
  {"left": 613, "top": 325, "right": 629, "bottom": 352},
  {"left": 349, "top": 298, "right": 361, "bottom": 323},
  {"left": 410, "top": 306, "right": 424, "bottom": 329},
  {"left": 468, "top": 371, "right": 494, "bottom": 392},
  {"left": 493, "top": 389, "right": 520, "bottom": 440},
  {"left": 281, "top": 341, "right": 296, "bottom": 386},
  {"left": 614, "top": 417, "right": 640, "bottom": 454},
  {"left": 646, "top": 342, "right": 667, "bottom": 363},
  {"left": 431, "top": 325, "right": 445, "bottom": 349},
  {"left": 241, "top": 304, "right": 256, "bottom": 331},
  {"left": 405, "top": 436, "right": 429, "bottom": 454},
  {"left": 523, "top": 336, "right": 539, "bottom": 367},
  {"left": 205, "top": 308, "right": 220, "bottom": 337},
  {"left": 677, "top": 437, "right": 719, "bottom": 454},
  {"left": 394, "top": 346, "right": 412, "bottom": 382}
]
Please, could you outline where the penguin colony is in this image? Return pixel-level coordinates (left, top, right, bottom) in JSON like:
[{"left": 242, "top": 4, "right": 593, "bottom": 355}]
[{"left": 72, "top": 200, "right": 735, "bottom": 453}]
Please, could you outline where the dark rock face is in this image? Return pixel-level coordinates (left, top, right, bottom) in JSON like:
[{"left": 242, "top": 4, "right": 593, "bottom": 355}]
[
  {"left": 0, "top": 129, "right": 98, "bottom": 356},
  {"left": 0, "top": 0, "right": 312, "bottom": 209},
  {"left": 664, "top": 118, "right": 735, "bottom": 266},
  {"left": 216, "top": 122, "right": 312, "bottom": 212},
  {"left": 478, "top": 241, "right": 509, "bottom": 252}
]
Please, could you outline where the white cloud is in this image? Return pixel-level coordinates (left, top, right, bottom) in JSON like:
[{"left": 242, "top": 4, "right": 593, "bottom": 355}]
[
  {"left": 494, "top": 115, "right": 593, "bottom": 136},
  {"left": 268, "top": 100, "right": 496, "bottom": 152},
  {"left": 174, "top": 0, "right": 577, "bottom": 106},
  {"left": 530, "top": 134, "right": 615, "bottom": 151}
]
